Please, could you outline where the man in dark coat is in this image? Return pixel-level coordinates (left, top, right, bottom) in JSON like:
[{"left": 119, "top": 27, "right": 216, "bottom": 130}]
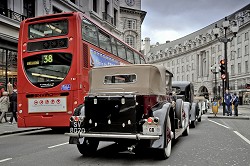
[{"left": 9, "top": 89, "right": 17, "bottom": 124}]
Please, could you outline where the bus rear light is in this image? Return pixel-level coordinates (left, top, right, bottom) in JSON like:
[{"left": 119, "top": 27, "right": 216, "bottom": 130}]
[
  {"left": 74, "top": 101, "right": 78, "bottom": 105},
  {"left": 19, "top": 104, "right": 22, "bottom": 107},
  {"left": 23, "top": 43, "right": 27, "bottom": 47},
  {"left": 68, "top": 111, "right": 72, "bottom": 114},
  {"left": 69, "top": 37, "right": 73, "bottom": 41},
  {"left": 23, "top": 50, "right": 26, "bottom": 52},
  {"left": 19, "top": 110, "right": 23, "bottom": 114}
]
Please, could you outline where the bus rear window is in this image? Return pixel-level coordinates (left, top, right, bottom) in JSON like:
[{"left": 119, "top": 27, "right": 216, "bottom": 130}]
[
  {"left": 28, "top": 19, "right": 68, "bottom": 39},
  {"left": 23, "top": 53, "right": 72, "bottom": 88}
]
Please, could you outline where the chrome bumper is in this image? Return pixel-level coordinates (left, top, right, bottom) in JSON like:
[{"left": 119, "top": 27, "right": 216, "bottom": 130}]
[{"left": 65, "top": 132, "right": 160, "bottom": 140}]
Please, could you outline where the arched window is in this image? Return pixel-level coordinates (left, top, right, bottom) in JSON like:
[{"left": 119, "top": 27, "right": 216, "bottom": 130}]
[{"left": 125, "top": 35, "right": 135, "bottom": 48}]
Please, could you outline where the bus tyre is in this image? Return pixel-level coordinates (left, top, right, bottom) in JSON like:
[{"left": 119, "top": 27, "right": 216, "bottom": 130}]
[
  {"left": 175, "top": 99, "right": 183, "bottom": 128},
  {"left": 77, "top": 138, "right": 99, "bottom": 156},
  {"left": 158, "top": 115, "right": 172, "bottom": 160}
]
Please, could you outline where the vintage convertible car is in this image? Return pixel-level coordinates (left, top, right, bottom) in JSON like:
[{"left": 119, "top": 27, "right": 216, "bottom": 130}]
[
  {"left": 65, "top": 64, "right": 189, "bottom": 159},
  {"left": 172, "top": 81, "right": 202, "bottom": 128}
]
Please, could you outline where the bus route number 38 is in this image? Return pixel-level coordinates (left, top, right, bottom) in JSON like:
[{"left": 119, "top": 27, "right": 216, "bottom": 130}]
[{"left": 69, "top": 121, "right": 85, "bottom": 133}]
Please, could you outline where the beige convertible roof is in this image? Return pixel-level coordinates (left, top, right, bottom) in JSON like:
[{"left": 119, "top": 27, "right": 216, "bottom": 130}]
[{"left": 88, "top": 64, "right": 172, "bottom": 95}]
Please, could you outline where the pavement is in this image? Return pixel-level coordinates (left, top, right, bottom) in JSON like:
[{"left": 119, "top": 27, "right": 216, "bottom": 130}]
[
  {"left": 207, "top": 104, "right": 250, "bottom": 120},
  {"left": 0, "top": 113, "right": 45, "bottom": 136},
  {"left": 0, "top": 105, "right": 249, "bottom": 136}
]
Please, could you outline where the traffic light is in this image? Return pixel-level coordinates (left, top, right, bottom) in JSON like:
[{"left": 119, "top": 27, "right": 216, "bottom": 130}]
[{"left": 220, "top": 59, "right": 226, "bottom": 80}]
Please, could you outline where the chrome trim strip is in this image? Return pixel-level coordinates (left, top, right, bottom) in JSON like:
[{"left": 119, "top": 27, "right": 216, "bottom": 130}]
[{"left": 65, "top": 132, "right": 160, "bottom": 140}]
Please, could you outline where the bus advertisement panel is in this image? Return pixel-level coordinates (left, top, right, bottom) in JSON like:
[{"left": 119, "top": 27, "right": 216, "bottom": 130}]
[{"left": 17, "top": 12, "right": 145, "bottom": 128}]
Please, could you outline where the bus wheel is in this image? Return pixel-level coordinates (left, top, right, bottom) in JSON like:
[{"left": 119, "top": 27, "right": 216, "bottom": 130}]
[
  {"left": 77, "top": 138, "right": 99, "bottom": 156},
  {"left": 158, "top": 115, "right": 172, "bottom": 159}
]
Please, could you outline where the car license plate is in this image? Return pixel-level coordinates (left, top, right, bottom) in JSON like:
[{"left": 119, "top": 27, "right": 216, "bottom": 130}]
[{"left": 142, "top": 124, "right": 161, "bottom": 135}]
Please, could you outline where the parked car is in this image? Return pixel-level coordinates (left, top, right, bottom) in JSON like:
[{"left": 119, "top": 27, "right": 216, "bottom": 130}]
[
  {"left": 66, "top": 64, "right": 189, "bottom": 159},
  {"left": 172, "top": 81, "right": 201, "bottom": 128}
]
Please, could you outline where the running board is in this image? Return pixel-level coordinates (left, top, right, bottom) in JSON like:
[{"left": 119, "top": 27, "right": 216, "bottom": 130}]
[{"left": 175, "top": 128, "right": 184, "bottom": 139}]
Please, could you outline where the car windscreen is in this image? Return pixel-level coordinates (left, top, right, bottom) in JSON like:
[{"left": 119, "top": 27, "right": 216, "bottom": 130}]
[{"left": 23, "top": 53, "right": 72, "bottom": 88}]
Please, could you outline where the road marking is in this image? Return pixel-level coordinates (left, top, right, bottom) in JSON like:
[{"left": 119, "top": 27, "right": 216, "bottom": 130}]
[
  {"left": 48, "top": 142, "right": 68, "bottom": 149},
  {"left": 208, "top": 119, "right": 230, "bottom": 129},
  {"left": 0, "top": 158, "right": 12, "bottom": 163},
  {"left": 234, "top": 131, "right": 250, "bottom": 145}
]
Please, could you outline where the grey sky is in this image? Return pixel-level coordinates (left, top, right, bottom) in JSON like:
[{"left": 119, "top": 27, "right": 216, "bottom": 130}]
[{"left": 141, "top": 0, "right": 250, "bottom": 44}]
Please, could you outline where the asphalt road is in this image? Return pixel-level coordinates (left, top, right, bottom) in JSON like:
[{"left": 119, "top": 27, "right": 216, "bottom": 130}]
[{"left": 0, "top": 115, "right": 250, "bottom": 166}]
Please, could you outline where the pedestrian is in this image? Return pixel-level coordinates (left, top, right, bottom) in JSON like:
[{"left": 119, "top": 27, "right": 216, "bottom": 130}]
[
  {"left": 9, "top": 89, "right": 17, "bottom": 124},
  {"left": 233, "top": 92, "right": 239, "bottom": 116},
  {"left": 224, "top": 89, "right": 232, "bottom": 116},
  {"left": 0, "top": 91, "right": 10, "bottom": 123}
]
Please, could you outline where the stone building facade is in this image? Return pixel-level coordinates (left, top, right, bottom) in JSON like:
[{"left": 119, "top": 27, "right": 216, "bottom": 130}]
[
  {"left": 144, "top": 4, "right": 250, "bottom": 104},
  {"left": 0, "top": 0, "right": 146, "bottom": 90}
]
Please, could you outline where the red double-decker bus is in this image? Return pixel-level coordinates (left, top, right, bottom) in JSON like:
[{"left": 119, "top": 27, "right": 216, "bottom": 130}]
[{"left": 17, "top": 12, "right": 145, "bottom": 128}]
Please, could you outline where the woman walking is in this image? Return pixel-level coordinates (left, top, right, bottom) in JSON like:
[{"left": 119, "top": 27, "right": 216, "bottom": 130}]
[{"left": 0, "top": 91, "right": 10, "bottom": 123}]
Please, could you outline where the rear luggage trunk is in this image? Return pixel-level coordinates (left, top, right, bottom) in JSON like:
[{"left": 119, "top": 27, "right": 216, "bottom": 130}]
[{"left": 84, "top": 95, "right": 141, "bottom": 133}]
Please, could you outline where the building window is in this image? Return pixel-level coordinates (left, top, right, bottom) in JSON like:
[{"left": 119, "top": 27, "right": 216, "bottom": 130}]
[
  {"left": 231, "top": 64, "right": 234, "bottom": 75},
  {"left": 53, "top": 6, "right": 62, "bottom": 14},
  {"left": 186, "top": 64, "right": 189, "bottom": 71},
  {"left": 177, "top": 76, "right": 179, "bottom": 81},
  {"left": 230, "top": 40, "right": 234, "bottom": 47},
  {"left": 192, "top": 63, "right": 194, "bottom": 70},
  {"left": 177, "top": 59, "right": 180, "bottom": 64},
  {"left": 172, "top": 60, "right": 174, "bottom": 66},
  {"left": 238, "top": 63, "right": 241, "bottom": 74},
  {"left": 245, "top": 32, "right": 249, "bottom": 41},
  {"left": 245, "top": 45, "right": 249, "bottom": 56},
  {"left": 181, "top": 58, "right": 184, "bottom": 63},
  {"left": 126, "top": 19, "right": 136, "bottom": 30},
  {"left": 218, "top": 55, "right": 222, "bottom": 62},
  {"left": 105, "top": 0, "right": 109, "bottom": 14},
  {"left": 237, "top": 35, "right": 241, "bottom": 44},
  {"left": 177, "top": 67, "right": 179, "bottom": 73},
  {"left": 182, "top": 75, "right": 184, "bottom": 81},
  {"left": 212, "top": 47, "right": 215, "bottom": 53},
  {"left": 23, "top": 0, "right": 35, "bottom": 18},
  {"left": 246, "top": 61, "right": 249, "bottom": 73},
  {"left": 237, "top": 48, "right": 241, "bottom": 58},
  {"left": 192, "top": 73, "right": 194, "bottom": 82},
  {"left": 93, "top": 0, "right": 98, "bottom": 13},
  {"left": 114, "top": 8, "right": 117, "bottom": 26},
  {"left": 218, "top": 44, "right": 221, "bottom": 51},
  {"left": 230, "top": 51, "right": 235, "bottom": 60},
  {"left": 182, "top": 66, "right": 184, "bottom": 72},
  {"left": 125, "top": 35, "right": 135, "bottom": 48}
]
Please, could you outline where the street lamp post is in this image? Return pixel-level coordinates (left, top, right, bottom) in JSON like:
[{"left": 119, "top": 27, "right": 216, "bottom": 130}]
[
  {"left": 211, "top": 65, "right": 219, "bottom": 100},
  {"left": 213, "top": 17, "right": 239, "bottom": 115}
]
